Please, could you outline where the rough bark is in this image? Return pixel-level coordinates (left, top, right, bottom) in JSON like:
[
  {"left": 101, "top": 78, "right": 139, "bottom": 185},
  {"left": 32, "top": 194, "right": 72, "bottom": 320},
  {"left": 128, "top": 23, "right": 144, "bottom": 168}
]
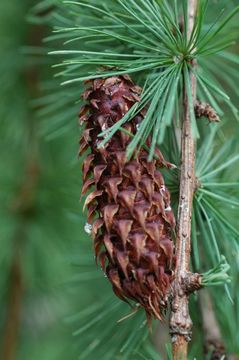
[{"left": 170, "top": 1, "right": 198, "bottom": 359}]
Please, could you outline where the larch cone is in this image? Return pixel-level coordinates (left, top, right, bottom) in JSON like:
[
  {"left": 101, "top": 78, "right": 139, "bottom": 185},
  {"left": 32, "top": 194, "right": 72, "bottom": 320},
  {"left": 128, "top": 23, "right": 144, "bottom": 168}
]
[{"left": 79, "top": 75, "right": 175, "bottom": 321}]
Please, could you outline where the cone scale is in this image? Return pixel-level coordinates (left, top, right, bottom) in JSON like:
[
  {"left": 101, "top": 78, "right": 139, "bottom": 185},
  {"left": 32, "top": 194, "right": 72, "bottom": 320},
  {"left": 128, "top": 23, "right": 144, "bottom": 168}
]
[{"left": 79, "top": 75, "right": 175, "bottom": 321}]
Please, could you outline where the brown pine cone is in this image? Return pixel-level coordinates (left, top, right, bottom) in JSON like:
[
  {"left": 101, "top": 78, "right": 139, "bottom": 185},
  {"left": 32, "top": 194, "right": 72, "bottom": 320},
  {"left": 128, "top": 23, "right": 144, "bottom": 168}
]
[{"left": 79, "top": 75, "right": 175, "bottom": 321}]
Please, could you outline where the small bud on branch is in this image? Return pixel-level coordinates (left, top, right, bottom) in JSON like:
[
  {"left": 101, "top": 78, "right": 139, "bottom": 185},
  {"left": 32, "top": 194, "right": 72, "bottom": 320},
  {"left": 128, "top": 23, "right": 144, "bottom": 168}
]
[{"left": 195, "top": 100, "right": 220, "bottom": 122}]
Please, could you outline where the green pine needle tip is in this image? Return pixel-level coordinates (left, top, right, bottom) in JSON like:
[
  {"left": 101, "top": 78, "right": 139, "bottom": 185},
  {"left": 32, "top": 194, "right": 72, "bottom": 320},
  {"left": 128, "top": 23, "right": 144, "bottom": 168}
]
[{"left": 201, "top": 255, "right": 231, "bottom": 287}]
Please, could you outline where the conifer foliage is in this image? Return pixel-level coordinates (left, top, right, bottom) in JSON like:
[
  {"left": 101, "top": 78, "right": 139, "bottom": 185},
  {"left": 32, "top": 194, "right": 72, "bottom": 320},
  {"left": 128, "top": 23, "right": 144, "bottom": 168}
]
[{"left": 1, "top": 0, "right": 239, "bottom": 360}]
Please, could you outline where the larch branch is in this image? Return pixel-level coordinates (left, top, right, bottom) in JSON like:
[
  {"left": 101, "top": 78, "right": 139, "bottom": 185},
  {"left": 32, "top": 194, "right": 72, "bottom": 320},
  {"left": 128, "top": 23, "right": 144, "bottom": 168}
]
[{"left": 170, "top": 1, "right": 198, "bottom": 359}]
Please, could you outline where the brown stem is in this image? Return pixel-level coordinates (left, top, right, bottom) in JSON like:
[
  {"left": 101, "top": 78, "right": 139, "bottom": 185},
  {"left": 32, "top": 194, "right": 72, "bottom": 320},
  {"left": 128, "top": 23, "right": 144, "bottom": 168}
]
[{"left": 170, "top": 1, "right": 198, "bottom": 359}]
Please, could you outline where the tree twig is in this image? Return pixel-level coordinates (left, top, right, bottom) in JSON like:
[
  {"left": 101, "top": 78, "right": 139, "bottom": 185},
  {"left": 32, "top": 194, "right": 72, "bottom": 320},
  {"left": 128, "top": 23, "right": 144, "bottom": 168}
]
[{"left": 170, "top": 1, "right": 198, "bottom": 359}]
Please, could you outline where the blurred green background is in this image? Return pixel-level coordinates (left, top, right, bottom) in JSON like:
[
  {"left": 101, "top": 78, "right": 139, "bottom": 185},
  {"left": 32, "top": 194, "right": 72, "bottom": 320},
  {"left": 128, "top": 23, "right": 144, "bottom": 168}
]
[{"left": 0, "top": 1, "right": 83, "bottom": 358}]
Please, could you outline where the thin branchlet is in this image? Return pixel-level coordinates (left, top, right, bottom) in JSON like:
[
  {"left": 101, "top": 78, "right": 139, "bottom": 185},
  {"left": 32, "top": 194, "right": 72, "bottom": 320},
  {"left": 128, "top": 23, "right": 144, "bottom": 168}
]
[{"left": 170, "top": 1, "right": 198, "bottom": 359}]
